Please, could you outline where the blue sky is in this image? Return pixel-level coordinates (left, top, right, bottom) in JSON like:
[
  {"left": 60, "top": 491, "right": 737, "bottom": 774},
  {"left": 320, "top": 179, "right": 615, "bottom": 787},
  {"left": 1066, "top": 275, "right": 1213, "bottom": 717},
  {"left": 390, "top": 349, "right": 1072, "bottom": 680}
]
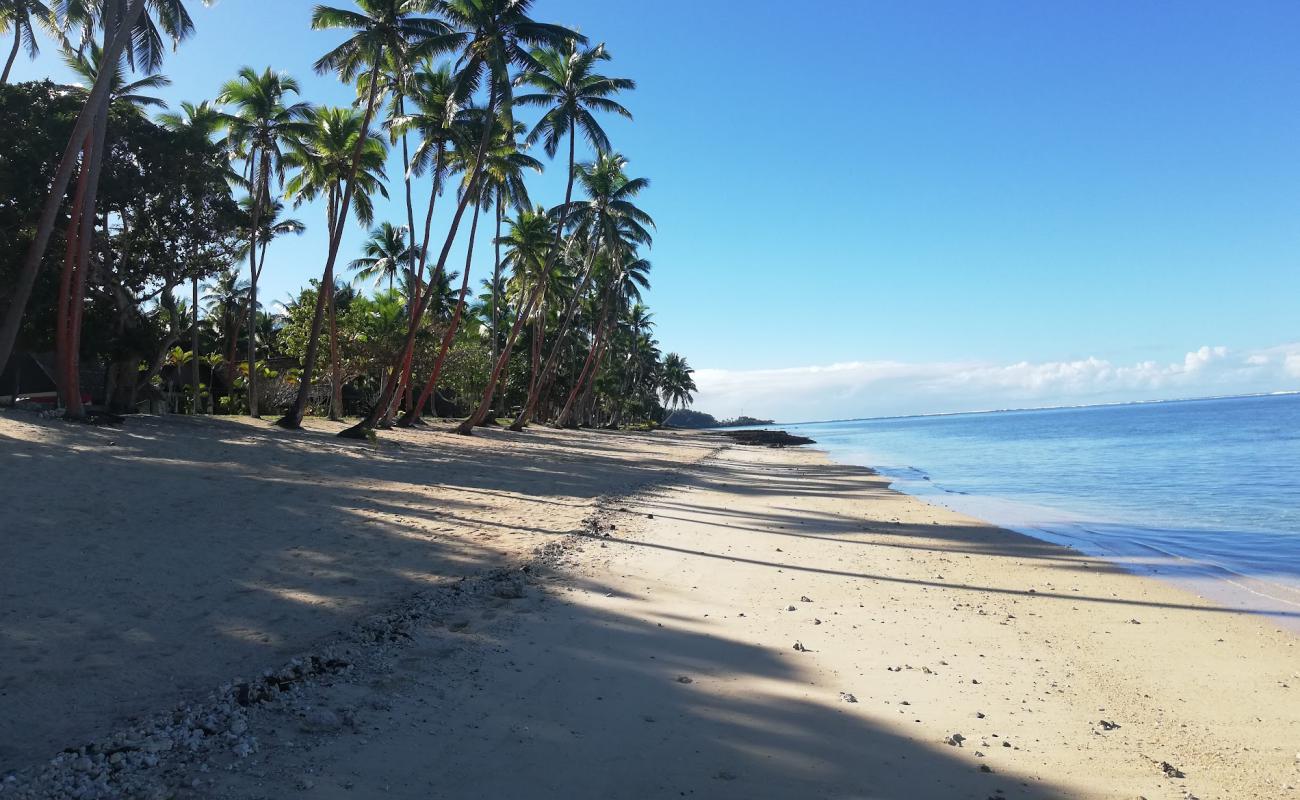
[{"left": 13, "top": 1, "right": 1300, "bottom": 420}]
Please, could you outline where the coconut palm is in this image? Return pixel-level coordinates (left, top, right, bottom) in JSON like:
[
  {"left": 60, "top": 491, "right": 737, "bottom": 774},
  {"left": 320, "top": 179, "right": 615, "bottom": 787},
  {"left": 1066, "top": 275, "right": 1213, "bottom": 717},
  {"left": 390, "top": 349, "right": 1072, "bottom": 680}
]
[
  {"left": 0, "top": 0, "right": 198, "bottom": 380},
  {"left": 511, "top": 151, "right": 651, "bottom": 429},
  {"left": 350, "top": 222, "right": 418, "bottom": 291},
  {"left": 217, "top": 66, "right": 311, "bottom": 417},
  {"left": 346, "top": 1, "right": 579, "bottom": 436},
  {"left": 61, "top": 40, "right": 171, "bottom": 115},
  {"left": 500, "top": 42, "right": 632, "bottom": 429},
  {"left": 283, "top": 104, "right": 390, "bottom": 421},
  {"left": 1, "top": 0, "right": 52, "bottom": 84},
  {"left": 399, "top": 117, "right": 540, "bottom": 426},
  {"left": 161, "top": 98, "right": 228, "bottom": 413},
  {"left": 203, "top": 268, "right": 250, "bottom": 412},
  {"left": 660, "top": 352, "right": 696, "bottom": 420},
  {"left": 280, "top": 0, "right": 452, "bottom": 430}
]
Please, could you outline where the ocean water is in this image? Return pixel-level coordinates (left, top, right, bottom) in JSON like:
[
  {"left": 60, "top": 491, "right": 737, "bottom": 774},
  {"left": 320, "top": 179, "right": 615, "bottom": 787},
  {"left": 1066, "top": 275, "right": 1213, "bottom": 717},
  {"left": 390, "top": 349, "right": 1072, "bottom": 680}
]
[{"left": 777, "top": 394, "right": 1300, "bottom": 627}]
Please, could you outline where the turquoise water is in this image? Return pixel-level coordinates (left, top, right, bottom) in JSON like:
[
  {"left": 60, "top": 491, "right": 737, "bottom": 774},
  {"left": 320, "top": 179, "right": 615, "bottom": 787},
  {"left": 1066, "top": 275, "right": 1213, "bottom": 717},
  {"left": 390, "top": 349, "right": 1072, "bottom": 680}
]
[{"left": 778, "top": 393, "right": 1300, "bottom": 624}]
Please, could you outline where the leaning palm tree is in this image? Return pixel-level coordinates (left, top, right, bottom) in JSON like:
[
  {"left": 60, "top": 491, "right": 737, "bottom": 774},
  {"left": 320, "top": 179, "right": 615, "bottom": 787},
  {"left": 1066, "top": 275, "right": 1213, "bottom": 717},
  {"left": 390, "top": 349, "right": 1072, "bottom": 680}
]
[
  {"left": 399, "top": 117, "right": 541, "bottom": 427},
  {"left": 279, "top": 0, "right": 452, "bottom": 430},
  {"left": 0, "top": 0, "right": 197, "bottom": 380},
  {"left": 347, "top": 0, "right": 581, "bottom": 438},
  {"left": 1, "top": 0, "right": 52, "bottom": 84},
  {"left": 660, "top": 352, "right": 697, "bottom": 421},
  {"left": 52, "top": 38, "right": 173, "bottom": 413},
  {"left": 350, "top": 222, "right": 417, "bottom": 290},
  {"left": 501, "top": 41, "right": 632, "bottom": 429},
  {"left": 217, "top": 66, "right": 312, "bottom": 417},
  {"left": 61, "top": 41, "right": 171, "bottom": 114},
  {"left": 283, "top": 104, "right": 390, "bottom": 421},
  {"left": 512, "top": 151, "right": 651, "bottom": 430}
]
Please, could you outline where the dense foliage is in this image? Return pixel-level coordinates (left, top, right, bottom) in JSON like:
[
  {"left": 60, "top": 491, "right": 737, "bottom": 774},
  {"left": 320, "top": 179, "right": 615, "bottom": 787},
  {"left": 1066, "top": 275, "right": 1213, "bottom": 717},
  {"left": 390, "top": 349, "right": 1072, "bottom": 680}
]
[{"left": 0, "top": 0, "right": 697, "bottom": 432}]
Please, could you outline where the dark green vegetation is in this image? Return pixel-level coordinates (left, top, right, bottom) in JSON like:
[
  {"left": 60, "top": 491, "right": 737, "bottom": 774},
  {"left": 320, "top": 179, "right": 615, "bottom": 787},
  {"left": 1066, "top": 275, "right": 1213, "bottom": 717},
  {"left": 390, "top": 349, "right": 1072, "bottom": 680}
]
[
  {"left": 0, "top": 0, "right": 698, "bottom": 434},
  {"left": 665, "top": 410, "right": 775, "bottom": 429}
]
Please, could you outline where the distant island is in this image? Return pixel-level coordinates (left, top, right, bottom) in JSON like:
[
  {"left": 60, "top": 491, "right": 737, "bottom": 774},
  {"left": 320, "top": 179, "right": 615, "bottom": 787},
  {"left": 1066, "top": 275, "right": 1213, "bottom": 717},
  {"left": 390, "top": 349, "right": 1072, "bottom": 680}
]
[{"left": 664, "top": 410, "right": 775, "bottom": 429}]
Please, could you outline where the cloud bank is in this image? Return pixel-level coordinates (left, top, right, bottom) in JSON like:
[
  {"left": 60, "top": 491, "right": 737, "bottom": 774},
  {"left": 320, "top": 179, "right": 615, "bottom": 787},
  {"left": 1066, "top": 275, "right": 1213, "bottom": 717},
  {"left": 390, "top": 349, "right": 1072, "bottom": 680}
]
[{"left": 693, "top": 342, "right": 1300, "bottom": 422}]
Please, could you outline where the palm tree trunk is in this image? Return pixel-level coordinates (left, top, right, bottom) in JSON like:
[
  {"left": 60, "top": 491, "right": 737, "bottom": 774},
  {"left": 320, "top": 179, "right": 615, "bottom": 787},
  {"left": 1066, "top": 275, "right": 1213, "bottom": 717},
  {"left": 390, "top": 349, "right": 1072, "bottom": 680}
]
[
  {"left": 557, "top": 300, "right": 613, "bottom": 428},
  {"left": 489, "top": 187, "right": 502, "bottom": 416},
  {"left": 59, "top": 102, "right": 108, "bottom": 418},
  {"left": 328, "top": 278, "right": 342, "bottom": 420},
  {"left": 1, "top": 28, "right": 21, "bottom": 85},
  {"left": 339, "top": 84, "right": 499, "bottom": 438},
  {"left": 56, "top": 134, "right": 92, "bottom": 412},
  {"left": 509, "top": 237, "right": 598, "bottom": 430},
  {"left": 507, "top": 119, "right": 579, "bottom": 430},
  {"left": 191, "top": 276, "right": 201, "bottom": 414},
  {"left": 398, "top": 95, "right": 418, "bottom": 414},
  {"left": 398, "top": 198, "right": 482, "bottom": 427},
  {"left": 278, "top": 59, "right": 386, "bottom": 429},
  {"left": 0, "top": 0, "right": 144, "bottom": 378},
  {"left": 246, "top": 153, "right": 266, "bottom": 417},
  {"left": 455, "top": 286, "right": 540, "bottom": 435}
]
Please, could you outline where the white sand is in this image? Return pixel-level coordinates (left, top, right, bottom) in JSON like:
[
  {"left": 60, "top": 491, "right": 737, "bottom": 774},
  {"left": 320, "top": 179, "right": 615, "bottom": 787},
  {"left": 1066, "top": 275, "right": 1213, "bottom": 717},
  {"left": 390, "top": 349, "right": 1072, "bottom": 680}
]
[{"left": 3, "top": 414, "right": 1297, "bottom": 798}]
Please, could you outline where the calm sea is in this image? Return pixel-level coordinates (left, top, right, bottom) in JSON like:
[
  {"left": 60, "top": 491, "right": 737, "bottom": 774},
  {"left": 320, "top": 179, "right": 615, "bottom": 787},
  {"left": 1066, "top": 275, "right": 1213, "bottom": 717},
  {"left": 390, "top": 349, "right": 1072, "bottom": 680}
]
[{"left": 777, "top": 393, "right": 1300, "bottom": 627}]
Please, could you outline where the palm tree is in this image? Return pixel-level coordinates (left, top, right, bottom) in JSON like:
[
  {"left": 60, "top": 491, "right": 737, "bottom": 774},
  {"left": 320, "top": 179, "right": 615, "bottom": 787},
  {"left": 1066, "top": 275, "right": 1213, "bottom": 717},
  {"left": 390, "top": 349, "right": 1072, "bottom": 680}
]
[
  {"left": 556, "top": 248, "right": 651, "bottom": 427},
  {"left": 513, "top": 151, "right": 651, "bottom": 429},
  {"left": 501, "top": 42, "right": 631, "bottom": 429},
  {"left": 350, "top": 222, "right": 417, "bottom": 290},
  {"left": 161, "top": 98, "right": 227, "bottom": 414},
  {"left": 347, "top": 0, "right": 580, "bottom": 437},
  {"left": 283, "top": 104, "right": 389, "bottom": 421},
  {"left": 203, "top": 268, "right": 251, "bottom": 412},
  {"left": 277, "top": 0, "right": 451, "bottom": 430},
  {"left": 1, "top": 0, "right": 51, "bottom": 85},
  {"left": 52, "top": 38, "right": 173, "bottom": 414},
  {"left": 400, "top": 117, "right": 540, "bottom": 427},
  {"left": 61, "top": 40, "right": 171, "bottom": 114},
  {"left": 0, "top": 0, "right": 197, "bottom": 380},
  {"left": 217, "top": 66, "right": 311, "bottom": 417},
  {"left": 660, "top": 352, "right": 696, "bottom": 421}
]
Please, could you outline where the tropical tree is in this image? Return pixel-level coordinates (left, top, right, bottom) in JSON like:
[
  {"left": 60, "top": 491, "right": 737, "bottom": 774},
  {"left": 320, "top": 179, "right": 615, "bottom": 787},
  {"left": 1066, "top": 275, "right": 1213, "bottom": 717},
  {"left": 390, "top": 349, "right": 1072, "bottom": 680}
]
[
  {"left": 217, "top": 66, "right": 311, "bottom": 417},
  {"left": 283, "top": 104, "right": 389, "bottom": 419},
  {"left": 50, "top": 38, "right": 172, "bottom": 411},
  {"left": 203, "top": 268, "right": 250, "bottom": 412},
  {"left": 160, "top": 97, "right": 229, "bottom": 413},
  {"left": 350, "top": 221, "right": 417, "bottom": 290},
  {"left": 400, "top": 116, "right": 539, "bottom": 426},
  {"left": 277, "top": 0, "right": 452, "bottom": 429},
  {"left": 660, "top": 352, "right": 696, "bottom": 419},
  {"left": 347, "top": 0, "right": 580, "bottom": 437},
  {"left": 1, "top": 0, "right": 52, "bottom": 85},
  {"left": 0, "top": 0, "right": 198, "bottom": 383},
  {"left": 494, "top": 42, "right": 630, "bottom": 428},
  {"left": 518, "top": 151, "right": 651, "bottom": 428}
]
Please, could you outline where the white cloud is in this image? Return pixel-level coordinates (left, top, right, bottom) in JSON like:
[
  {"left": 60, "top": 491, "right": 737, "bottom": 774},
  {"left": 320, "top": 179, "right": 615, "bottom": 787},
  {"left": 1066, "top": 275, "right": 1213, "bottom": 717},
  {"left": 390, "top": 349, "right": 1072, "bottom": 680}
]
[{"left": 693, "top": 342, "right": 1300, "bottom": 422}]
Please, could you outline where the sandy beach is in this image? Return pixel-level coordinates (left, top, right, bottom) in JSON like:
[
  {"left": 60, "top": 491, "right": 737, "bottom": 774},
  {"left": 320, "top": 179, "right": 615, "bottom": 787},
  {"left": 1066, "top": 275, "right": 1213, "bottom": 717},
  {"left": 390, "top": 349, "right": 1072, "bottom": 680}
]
[{"left": 2, "top": 412, "right": 1297, "bottom": 799}]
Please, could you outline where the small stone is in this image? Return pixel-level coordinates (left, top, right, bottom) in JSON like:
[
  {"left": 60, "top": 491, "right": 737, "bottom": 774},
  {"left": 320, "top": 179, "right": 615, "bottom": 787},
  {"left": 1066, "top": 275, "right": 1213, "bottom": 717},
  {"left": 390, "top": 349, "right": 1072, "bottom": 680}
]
[
  {"left": 838, "top": 692, "right": 858, "bottom": 703},
  {"left": 947, "top": 733, "right": 965, "bottom": 747},
  {"left": 675, "top": 676, "right": 693, "bottom": 684},
  {"left": 800, "top": 596, "right": 813, "bottom": 603}
]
